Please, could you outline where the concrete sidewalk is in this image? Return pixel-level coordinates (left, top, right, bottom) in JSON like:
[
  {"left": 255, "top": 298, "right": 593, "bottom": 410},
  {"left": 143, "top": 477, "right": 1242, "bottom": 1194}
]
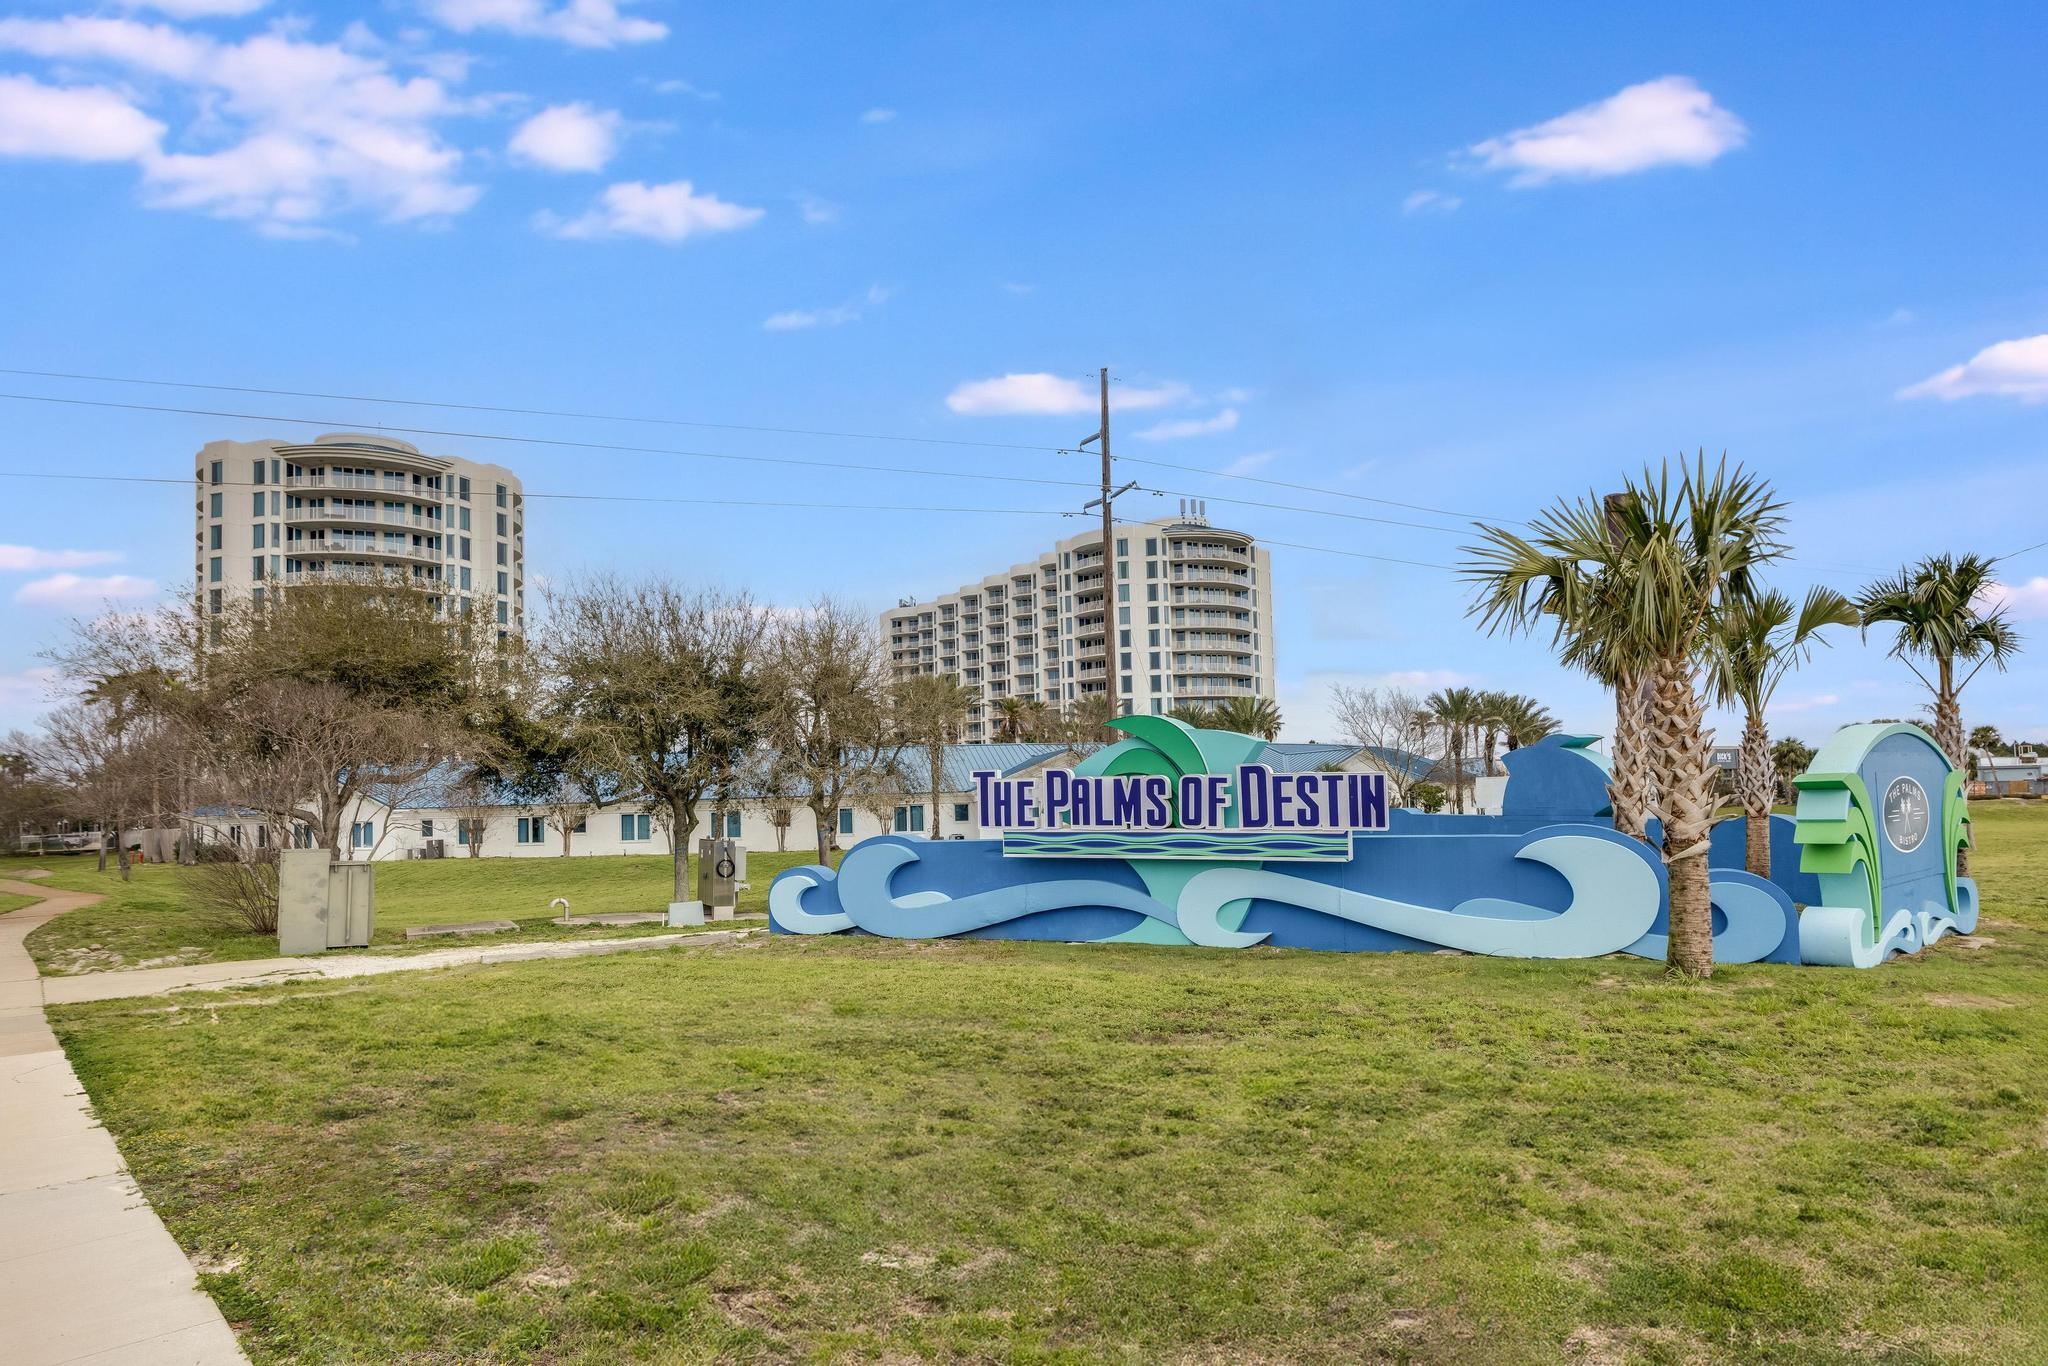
[
  {"left": 45, "top": 925, "right": 758, "bottom": 1005},
  {"left": 0, "top": 878, "right": 246, "bottom": 1365}
]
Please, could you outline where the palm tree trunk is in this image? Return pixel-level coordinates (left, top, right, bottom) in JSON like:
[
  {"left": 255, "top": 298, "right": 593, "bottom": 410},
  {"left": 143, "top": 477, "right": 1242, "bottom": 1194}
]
[
  {"left": 1609, "top": 673, "right": 1652, "bottom": 840},
  {"left": 1739, "top": 710, "right": 1773, "bottom": 879},
  {"left": 1933, "top": 687, "right": 1967, "bottom": 877},
  {"left": 929, "top": 741, "right": 944, "bottom": 839},
  {"left": 1649, "top": 655, "right": 1717, "bottom": 977}
]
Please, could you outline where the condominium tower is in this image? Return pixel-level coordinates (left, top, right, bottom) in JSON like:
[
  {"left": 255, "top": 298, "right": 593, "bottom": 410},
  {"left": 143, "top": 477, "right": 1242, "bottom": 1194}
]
[
  {"left": 883, "top": 508, "right": 1275, "bottom": 742},
  {"left": 194, "top": 433, "right": 525, "bottom": 638}
]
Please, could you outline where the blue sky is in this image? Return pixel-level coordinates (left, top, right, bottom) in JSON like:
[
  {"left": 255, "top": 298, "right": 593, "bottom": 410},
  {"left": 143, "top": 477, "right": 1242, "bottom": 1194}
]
[{"left": 1, "top": 1, "right": 2044, "bottom": 745}]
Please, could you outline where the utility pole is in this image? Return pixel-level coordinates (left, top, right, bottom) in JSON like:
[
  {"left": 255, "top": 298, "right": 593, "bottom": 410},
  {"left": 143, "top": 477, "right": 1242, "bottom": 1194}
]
[{"left": 1078, "top": 366, "right": 1138, "bottom": 713}]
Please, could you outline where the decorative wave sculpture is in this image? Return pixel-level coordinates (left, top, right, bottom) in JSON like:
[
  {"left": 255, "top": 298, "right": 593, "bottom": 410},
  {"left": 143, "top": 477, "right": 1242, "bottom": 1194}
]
[
  {"left": 771, "top": 718, "right": 1975, "bottom": 970},
  {"left": 770, "top": 826, "right": 1800, "bottom": 964}
]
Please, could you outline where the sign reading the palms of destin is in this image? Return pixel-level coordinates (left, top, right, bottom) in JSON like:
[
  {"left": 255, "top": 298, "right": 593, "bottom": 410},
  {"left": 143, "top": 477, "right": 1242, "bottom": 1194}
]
[{"left": 769, "top": 715, "right": 1978, "bottom": 968}]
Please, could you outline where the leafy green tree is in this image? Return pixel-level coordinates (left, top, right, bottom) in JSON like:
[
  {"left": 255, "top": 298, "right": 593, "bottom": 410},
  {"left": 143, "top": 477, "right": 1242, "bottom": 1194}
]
[
  {"left": 1410, "top": 781, "right": 1448, "bottom": 813},
  {"left": 1467, "top": 456, "right": 1787, "bottom": 978},
  {"left": 1708, "top": 586, "right": 1858, "bottom": 877},
  {"left": 1857, "top": 553, "right": 2022, "bottom": 876}
]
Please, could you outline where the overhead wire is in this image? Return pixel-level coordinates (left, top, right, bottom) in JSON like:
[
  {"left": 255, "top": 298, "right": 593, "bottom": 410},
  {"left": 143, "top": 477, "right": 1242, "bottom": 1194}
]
[
  {"left": 0, "top": 468, "right": 1463, "bottom": 570},
  {"left": 0, "top": 390, "right": 1483, "bottom": 536},
  {"left": 0, "top": 366, "right": 1515, "bottom": 523}
]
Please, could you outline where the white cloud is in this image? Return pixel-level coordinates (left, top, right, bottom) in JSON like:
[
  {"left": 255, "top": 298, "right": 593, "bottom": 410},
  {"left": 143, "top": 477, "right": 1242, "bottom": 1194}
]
[
  {"left": 1976, "top": 576, "right": 2048, "bottom": 621},
  {"left": 860, "top": 107, "right": 896, "bottom": 124},
  {"left": 1401, "top": 188, "right": 1461, "bottom": 215},
  {"left": 1899, "top": 334, "right": 2048, "bottom": 404},
  {"left": 1136, "top": 408, "right": 1240, "bottom": 442},
  {"left": 0, "top": 75, "right": 165, "bottom": 161},
  {"left": 423, "top": 0, "right": 666, "bottom": 47},
  {"left": 999, "top": 281, "right": 1034, "bottom": 296},
  {"left": 13, "top": 572, "right": 156, "bottom": 606},
  {"left": 763, "top": 284, "right": 891, "bottom": 332},
  {"left": 0, "top": 665, "right": 63, "bottom": 709},
  {"left": 1219, "top": 449, "right": 1278, "bottom": 478},
  {"left": 509, "top": 102, "right": 619, "bottom": 172},
  {"left": 1470, "top": 75, "right": 1747, "bottom": 186},
  {"left": 945, "top": 373, "right": 1190, "bottom": 416},
  {"left": 538, "top": 179, "right": 763, "bottom": 242},
  {"left": 120, "top": 0, "right": 269, "bottom": 15},
  {"left": 793, "top": 193, "right": 839, "bottom": 224},
  {"left": 649, "top": 77, "right": 718, "bottom": 100},
  {"left": 1769, "top": 692, "right": 1841, "bottom": 716},
  {"left": 0, "top": 544, "right": 123, "bottom": 571},
  {"left": 0, "top": 16, "right": 486, "bottom": 233}
]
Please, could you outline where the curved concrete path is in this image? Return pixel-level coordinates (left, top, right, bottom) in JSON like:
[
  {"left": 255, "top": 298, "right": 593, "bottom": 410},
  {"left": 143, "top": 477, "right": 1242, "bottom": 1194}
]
[{"left": 0, "top": 878, "right": 247, "bottom": 1365}]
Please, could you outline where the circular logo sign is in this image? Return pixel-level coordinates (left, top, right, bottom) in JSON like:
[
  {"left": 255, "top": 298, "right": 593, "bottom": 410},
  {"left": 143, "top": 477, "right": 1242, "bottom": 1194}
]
[{"left": 1881, "top": 775, "right": 1930, "bottom": 854}]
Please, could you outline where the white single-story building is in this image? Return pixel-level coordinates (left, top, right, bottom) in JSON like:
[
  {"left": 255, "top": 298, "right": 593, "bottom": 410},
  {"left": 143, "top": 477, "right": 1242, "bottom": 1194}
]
[{"left": 184, "top": 740, "right": 1439, "bottom": 860}]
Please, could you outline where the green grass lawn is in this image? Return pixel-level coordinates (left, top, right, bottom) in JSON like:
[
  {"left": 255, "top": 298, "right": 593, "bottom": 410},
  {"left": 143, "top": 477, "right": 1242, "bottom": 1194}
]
[
  {"left": 5, "top": 847, "right": 837, "bottom": 975},
  {"left": 0, "top": 889, "right": 38, "bottom": 915},
  {"left": 44, "top": 804, "right": 2048, "bottom": 1362}
]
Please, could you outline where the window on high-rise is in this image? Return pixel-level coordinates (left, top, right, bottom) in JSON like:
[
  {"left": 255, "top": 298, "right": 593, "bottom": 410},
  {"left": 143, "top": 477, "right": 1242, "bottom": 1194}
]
[
  {"left": 208, "top": 461, "right": 222, "bottom": 485},
  {"left": 208, "top": 525, "right": 222, "bottom": 550},
  {"left": 496, "top": 543, "right": 507, "bottom": 565},
  {"left": 495, "top": 484, "right": 507, "bottom": 508},
  {"left": 209, "top": 492, "right": 222, "bottom": 518},
  {"left": 459, "top": 477, "right": 471, "bottom": 500},
  {"left": 209, "top": 556, "right": 222, "bottom": 582}
]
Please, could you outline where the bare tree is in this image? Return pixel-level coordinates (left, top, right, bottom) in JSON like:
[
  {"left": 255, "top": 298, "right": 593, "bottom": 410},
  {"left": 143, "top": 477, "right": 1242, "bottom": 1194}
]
[
  {"left": 1328, "top": 683, "right": 1425, "bottom": 806},
  {"left": 444, "top": 765, "right": 500, "bottom": 858},
  {"left": 543, "top": 577, "right": 767, "bottom": 901},
  {"left": 764, "top": 598, "right": 905, "bottom": 863}
]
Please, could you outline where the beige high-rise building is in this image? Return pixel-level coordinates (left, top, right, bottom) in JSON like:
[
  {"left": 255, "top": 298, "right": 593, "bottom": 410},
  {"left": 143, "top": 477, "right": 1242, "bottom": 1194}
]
[
  {"left": 193, "top": 432, "right": 525, "bottom": 639},
  {"left": 883, "top": 508, "right": 1276, "bottom": 741}
]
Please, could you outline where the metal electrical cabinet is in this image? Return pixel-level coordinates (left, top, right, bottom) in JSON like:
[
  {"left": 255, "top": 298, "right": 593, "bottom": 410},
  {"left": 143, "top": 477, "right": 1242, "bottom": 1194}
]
[
  {"left": 697, "top": 838, "right": 743, "bottom": 918},
  {"left": 278, "top": 848, "right": 376, "bottom": 953}
]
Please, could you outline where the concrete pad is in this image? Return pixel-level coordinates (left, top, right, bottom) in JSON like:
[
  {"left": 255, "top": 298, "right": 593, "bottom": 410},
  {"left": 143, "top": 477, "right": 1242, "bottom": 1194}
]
[
  {"left": 403, "top": 919, "right": 518, "bottom": 939},
  {"left": 555, "top": 911, "right": 666, "bottom": 926}
]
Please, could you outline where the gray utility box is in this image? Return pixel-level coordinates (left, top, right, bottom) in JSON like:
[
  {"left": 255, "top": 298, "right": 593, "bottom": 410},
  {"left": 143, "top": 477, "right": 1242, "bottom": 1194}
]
[
  {"left": 278, "top": 848, "right": 375, "bottom": 954},
  {"left": 696, "top": 838, "right": 743, "bottom": 918}
]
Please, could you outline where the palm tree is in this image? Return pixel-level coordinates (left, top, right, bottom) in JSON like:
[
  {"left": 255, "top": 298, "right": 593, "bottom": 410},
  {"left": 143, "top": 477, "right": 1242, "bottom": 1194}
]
[
  {"left": 1857, "top": 553, "right": 2022, "bottom": 877},
  {"left": 1165, "top": 703, "right": 1216, "bottom": 727},
  {"left": 1770, "top": 736, "right": 1815, "bottom": 801},
  {"left": 1467, "top": 456, "right": 1786, "bottom": 978},
  {"left": 1211, "top": 694, "right": 1282, "bottom": 740},
  {"left": 1707, "top": 586, "right": 1858, "bottom": 878},
  {"left": 894, "top": 675, "right": 978, "bottom": 838},
  {"left": 1425, "top": 687, "right": 1483, "bottom": 812},
  {"left": 1496, "top": 694, "right": 1559, "bottom": 753},
  {"left": 1967, "top": 724, "right": 2003, "bottom": 755},
  {"left": 994, "top": 696, "right": 1029, "bottom": 742}
]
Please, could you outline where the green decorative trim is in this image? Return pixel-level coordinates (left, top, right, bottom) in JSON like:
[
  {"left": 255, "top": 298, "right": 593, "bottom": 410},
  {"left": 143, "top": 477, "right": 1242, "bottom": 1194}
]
[
  {"left": 1941, "top": 768, "right": 1972, "bottom": 907},
  {"left": 1792, "top": 771, "right": 1883, "bottom": 936}
]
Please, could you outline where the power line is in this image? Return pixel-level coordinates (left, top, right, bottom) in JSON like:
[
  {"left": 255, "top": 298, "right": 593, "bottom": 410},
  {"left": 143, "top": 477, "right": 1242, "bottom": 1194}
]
[
  {"left": 2, "top": 468, "right": 1463, "bottom": 570},
  {"left": 0, "top": 470, "right": 1078, "bottom": 519},
  {"left": 0, "top": 366, "right": 1512, "bottom": 523},
  {"left": 0, "top": 390, "right": 1481, "bottom": 536}
]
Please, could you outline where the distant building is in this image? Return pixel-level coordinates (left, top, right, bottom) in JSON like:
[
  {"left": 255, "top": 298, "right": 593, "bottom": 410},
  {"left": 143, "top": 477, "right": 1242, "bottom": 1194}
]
[
  {"left": 883, "top": 508, "right": 1276, "bottom": 740},
  {"left": 1972, "top": 748, "right": 2046, "bottom": 796},
  {"left": 194, "top": 432, "right": 525, "bottom": 641}
]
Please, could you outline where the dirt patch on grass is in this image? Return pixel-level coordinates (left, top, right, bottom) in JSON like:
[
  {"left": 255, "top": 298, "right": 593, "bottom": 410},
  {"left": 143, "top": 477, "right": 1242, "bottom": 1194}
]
[{"left": 1924, "top": 993, "right": 2016, "bottom": 1008}]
